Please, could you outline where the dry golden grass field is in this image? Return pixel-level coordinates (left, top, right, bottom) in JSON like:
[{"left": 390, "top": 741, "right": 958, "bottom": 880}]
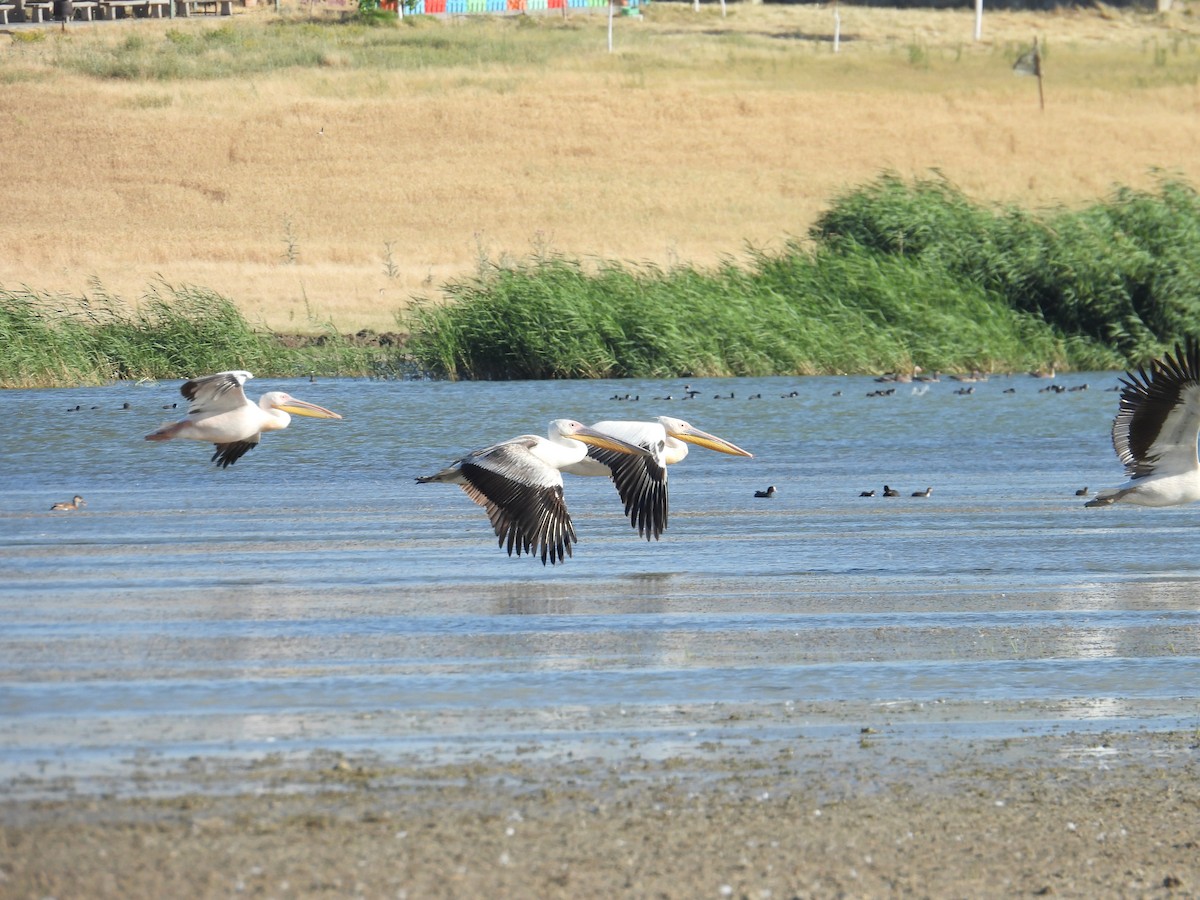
[{"left": 3, "top": 1, "right": 1200, "bottom": 333}]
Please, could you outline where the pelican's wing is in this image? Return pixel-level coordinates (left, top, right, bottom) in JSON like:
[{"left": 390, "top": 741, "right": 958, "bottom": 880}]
[
  {"left": 585, "top": 444, "right": 668, "bottom": 541},
  {"left": 1113, "top": 342, "right": 1200, "bottom": 479},
  {"left": 211, "top": 434, "right": 260, "bottom": 469},
  {"left": 585, "top": 421, "right": 670, "bottom": 540},
  {"left": 459, "top": 438, "right": 578, "bottom": 565},
  {"left": 181, "top": 371, "right": 253, "bottom": 415}
]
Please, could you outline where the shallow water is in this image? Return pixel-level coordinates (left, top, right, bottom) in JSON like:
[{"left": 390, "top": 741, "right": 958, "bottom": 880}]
[{"left": 2, "top": 373, "right": 1198, "bottom": 789}]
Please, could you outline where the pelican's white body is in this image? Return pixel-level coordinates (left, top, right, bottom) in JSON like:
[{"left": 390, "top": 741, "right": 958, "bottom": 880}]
[
  {"left": 1090, "top": 471, "right": 1200, "bottom": 507},
  {"left": 423, "top": 420, "right": 632, "bottom": 489},
  {"left": 561, "top": 420, "right": 674, "bottom": 477},
  {"left": 1089, "top": 345, "right": 1200, "bottom": 508},
  {"left": 170, "top": 389, "right": 297, "bottom": 443},
  {"left": 416, "top": 419, "right": 653, "bottom": 565},
  {"left": 145, "top": 370, "right": 341, "bottom": 467}
]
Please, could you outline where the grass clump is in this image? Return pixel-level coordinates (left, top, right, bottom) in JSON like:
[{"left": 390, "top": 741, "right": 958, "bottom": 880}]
[{"left": 0, "top": 283, "right": 407, "bottom": 387}]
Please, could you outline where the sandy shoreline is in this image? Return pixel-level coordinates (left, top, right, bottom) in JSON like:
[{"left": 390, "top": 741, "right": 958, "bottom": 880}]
[{"left": 3, "top": 730, "right": 1196, "bottom": 898}]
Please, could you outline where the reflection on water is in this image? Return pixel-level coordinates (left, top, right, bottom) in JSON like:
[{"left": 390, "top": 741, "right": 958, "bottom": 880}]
[{"left": 1, "top": 373, "right": 1198, "bottom": 783}]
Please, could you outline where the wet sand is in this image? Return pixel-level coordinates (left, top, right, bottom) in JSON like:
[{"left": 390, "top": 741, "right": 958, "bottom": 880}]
[{"left": 3, "top": 730, "right": 1197, "bottom": 898}]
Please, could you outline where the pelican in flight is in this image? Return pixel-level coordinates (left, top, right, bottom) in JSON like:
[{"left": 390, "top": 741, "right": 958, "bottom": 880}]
[
  {"left": 416, "top": 420, "right": 654, "bottom": 566},
  {"left": 51, "top": 495, "right": 85, "bottom": 511},
  {"left": 1087, "top": 341, "right": 1200, "bottom": 507},
  {"left": 145, "top": 371, "right": 342, "bottom": 468},
  {"left": 561, "top": 416, "right": 753, "bottom": 541}
]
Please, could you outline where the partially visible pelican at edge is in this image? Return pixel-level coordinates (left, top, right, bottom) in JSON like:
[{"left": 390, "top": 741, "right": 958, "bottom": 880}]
[
  {"left": 416, "top": 419, "right": 655, "bottom": 566},
  {"left": 145, "top": 371, "right": 343, "bottom": 468},
  {"left": 1087, "top": 341, "right": 1200, "bottom": 507},
  {"left": 561, "top": 416, "right": 753, "bottom": 541},
  {"left": 51, "top": 495, "right": 85, "bottom": 511}
]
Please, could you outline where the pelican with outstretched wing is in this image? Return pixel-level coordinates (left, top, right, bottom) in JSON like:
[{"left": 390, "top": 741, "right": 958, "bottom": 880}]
[
  {"left": 145, "top": 371, "right": 342, "bottom": 468},
  {"left": 1087, "top": 341, "right": 1200, "bottom": 507},
  {"left": 416, "top": 419, "right": 654, "bottom": 566},
  {"left": 561, "top": 416, "right": 753, "bottom": 541}
]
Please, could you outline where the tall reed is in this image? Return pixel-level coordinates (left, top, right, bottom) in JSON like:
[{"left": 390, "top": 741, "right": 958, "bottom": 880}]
[
  {"left": 402, "top": 251, "right": 1083, "bottom": 380},
  {"left": 0, "top": 283, "right": 406, "bottom": 387}
]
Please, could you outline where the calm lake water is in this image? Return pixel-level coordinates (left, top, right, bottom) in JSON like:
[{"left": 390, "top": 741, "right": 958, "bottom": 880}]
[{"left": 1, "top": 373, "right": 1198, "bottom": 792}]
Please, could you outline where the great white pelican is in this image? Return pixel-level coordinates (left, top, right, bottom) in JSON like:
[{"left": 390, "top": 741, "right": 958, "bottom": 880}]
[
  {"left": 416, "top": 419, "right": 654, "bottom": 566},
  {"left": 144, "top": 370, "right": 342, "bottom": 468},
  {"left": 561, "top": 416, "right": 753, "bottom": 541},
  {"left": 1087, "top": 341, "right": 1200, "bottom": 507}
]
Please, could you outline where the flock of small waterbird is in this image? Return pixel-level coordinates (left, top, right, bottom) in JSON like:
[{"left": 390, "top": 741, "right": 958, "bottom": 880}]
[
  {"left": 854, "top": 486, "right": 934, "bottom": 498},
  {"left": 45, "top": 342, "right": 1200, "bottom": 566}
]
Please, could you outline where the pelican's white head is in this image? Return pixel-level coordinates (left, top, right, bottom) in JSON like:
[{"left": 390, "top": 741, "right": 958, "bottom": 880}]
[
  {"left": 549, "top": 419, "right": 653, "bottom": 457},
  {"left": 260, "top": 391, "right": 343, "bottom": 420},
  {"left": 548, "top": 419, "right": 587, "bottom": 439},
  {"left": 654, "top": 416, "right": 753, "bottom": 457}
]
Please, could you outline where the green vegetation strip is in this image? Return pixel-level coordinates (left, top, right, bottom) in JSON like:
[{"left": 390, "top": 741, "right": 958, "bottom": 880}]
[
  {"left": 404, "top": 176, "right": 1198, "bottom": 380},
  {"left": 5, "top": 176, "right": 1199, "bottom": 386},
  {"left": 0, "top": 283, "right": 407, "bottom": 387}
]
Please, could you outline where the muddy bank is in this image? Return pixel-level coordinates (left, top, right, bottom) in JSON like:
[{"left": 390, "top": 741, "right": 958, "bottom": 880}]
[
  {"left": 273, "top": 330, "right": 408, "bottom": 350},
  {"left": 3, "top": 731, "right": 1196, "bottom": 898}
]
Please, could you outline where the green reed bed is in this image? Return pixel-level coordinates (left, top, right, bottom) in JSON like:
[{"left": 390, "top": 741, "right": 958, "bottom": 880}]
[
  {"left": 403, "top": 251, "right": 1074, "bottom": 380},
  {"left": 405, "top": 176, "right": 1200, "bottom": 380},
  {"left": 811, "top": 173, "right": 1200, "bottom": 366},
  {"left": 0, "top": 283, "right": 402, "bottom": 387},
  {"left": 10, "top": 177, "right": 1198, "bottom": 386}
]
